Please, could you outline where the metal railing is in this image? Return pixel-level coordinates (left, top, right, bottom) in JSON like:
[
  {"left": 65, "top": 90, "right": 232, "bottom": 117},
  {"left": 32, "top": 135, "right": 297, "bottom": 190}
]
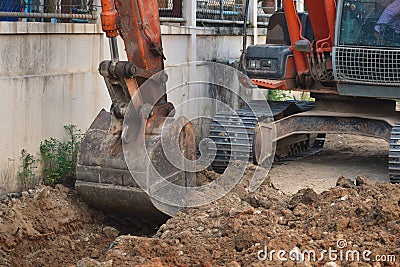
[
  {"left": 195, "top": 0, "right": 277, "bottom": 26},
  {"left": 257, "top": 0, "right": 275, "bottom": 26},
  {"left": 158, "top": 0, "right": 183, "bottom": 21},
  {"left": 0, "top": 0, "right": 276, "bottom": 26},
  {"left": 0, "top": 0, "right": 96, "bottom": 22},
  {"left": 196, "top": 0, "right": 245, "bottom": 25}
]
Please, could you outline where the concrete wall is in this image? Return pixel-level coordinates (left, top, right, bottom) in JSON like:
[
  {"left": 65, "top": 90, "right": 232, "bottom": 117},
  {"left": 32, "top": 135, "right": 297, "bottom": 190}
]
[
  {"left": 0, "top": 21, "right": 267, "bottom": 194},
  {"left": 0, "top": 22, "right": 111, "bottom": 194}
]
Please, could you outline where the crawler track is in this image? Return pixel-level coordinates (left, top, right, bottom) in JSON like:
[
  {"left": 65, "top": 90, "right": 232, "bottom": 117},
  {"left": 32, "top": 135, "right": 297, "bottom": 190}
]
[
  {"left": 209, "top": 100, "right": 325, "bottom": 173},
  {"left": 389, "top": 123, "right": 400, "bottom": 183}
]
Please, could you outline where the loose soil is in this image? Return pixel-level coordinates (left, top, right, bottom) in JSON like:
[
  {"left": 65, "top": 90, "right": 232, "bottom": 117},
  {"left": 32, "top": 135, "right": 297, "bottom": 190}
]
[
  {"left": 1, "top": 134, "right": 399, "bottom": 267},
  {"left": 0, "top": 185, "right": 157, "bottom": 267}
]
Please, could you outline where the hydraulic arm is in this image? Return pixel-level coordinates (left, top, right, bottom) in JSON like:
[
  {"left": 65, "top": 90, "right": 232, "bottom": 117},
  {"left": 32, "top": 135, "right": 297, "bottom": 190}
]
[{"left": 75, "top": 0, "right": 195, "bottom": 220}]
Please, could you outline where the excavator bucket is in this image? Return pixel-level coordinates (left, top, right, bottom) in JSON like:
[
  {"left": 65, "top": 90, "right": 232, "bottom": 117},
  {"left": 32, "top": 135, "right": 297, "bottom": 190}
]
[
  {"left": 75, "top": 109, "right": 196, "bottom": 222},
  {"left": 74, "top": 0, "right": 198, "bottom": 222}
]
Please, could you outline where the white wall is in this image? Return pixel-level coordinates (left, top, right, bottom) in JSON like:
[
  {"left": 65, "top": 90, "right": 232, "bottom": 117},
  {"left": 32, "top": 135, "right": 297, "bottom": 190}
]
[
  {"left": 0, "top": 22, "right": 111, "bottom": 194},
  {"left": 0, "top": 22, "right": 267, "bottom": 194}
]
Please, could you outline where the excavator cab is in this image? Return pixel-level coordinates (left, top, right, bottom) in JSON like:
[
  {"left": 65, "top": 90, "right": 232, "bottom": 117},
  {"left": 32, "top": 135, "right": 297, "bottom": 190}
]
[
  {"left": 245, "top": 0, "right": 400, "bottom": 95},
  {"left": 338, "top": 0, "right": 399, "bottom": 47},
  {"left": 240, "top": 0, "right": 400, "bottom": 184},
  {"left": 334, "top": 0, "right": 400, "bottom": 98}
]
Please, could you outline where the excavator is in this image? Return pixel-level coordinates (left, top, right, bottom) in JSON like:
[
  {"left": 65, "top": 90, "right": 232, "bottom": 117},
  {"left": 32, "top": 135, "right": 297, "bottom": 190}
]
[
  {"left": 211, "top": 0, "right": 400, "bottom": 174},
  {"left": 225, "top": 0, "right": 400, "bottom": 181},
  {"left": 76, "top": 0, "right": 400, "bottom": 220}
]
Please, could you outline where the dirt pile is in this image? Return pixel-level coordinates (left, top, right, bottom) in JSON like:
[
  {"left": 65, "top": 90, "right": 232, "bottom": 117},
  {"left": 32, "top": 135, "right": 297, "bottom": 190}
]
[
  {"left": 1, "top": 163, "right": 399, "bottom": 266},
  {"left": 95, "top": 171, "right": 400, "bottom": 267},
  {"left": 0, "top": 185, "right": 153, "bottom": 266}
]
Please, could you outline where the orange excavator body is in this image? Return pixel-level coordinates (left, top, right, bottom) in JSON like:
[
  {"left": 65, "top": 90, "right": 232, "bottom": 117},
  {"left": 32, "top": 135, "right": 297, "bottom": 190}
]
[{"left": 244, "top": 0, "right": 400, "bottom": 184}]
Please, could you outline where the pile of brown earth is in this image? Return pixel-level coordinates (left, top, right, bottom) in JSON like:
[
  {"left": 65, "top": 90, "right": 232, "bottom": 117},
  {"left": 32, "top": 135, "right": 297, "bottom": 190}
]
[
  {"left": 81, "top": 168, "right": 400, "bottom": 267},
  {"left": 0, "top": 184, "right": 155, "bottom": 266},
  {"left": 0, "top": 168, "right": 399, "bottom": 267}
]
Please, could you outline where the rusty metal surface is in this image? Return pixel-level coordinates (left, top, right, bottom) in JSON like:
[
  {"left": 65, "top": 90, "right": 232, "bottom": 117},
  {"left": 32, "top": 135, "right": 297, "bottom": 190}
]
[
  {"left": 312, "top": 94, "right": 397, "bottom": 114},
  {"left": 75, "top": 181, "right": 169, "bottom": 223},
  {"left": 99, "top": 62, "right": 132, "bottom": 120},
  {"left": 251, "top": 79, "right": 287, "bottom": 90},
  {"left": 98, "top": 0, "right": 169, "bottom": 123},
  {"left": 77, "top": 0, "right": 192, "bottom": 219},
  {"left": 76, "top": 109, "right": 196, "bottom": 219},
  {"left": 251, "top": 78, "right": 339, "bottom": 94},
  {"left": 100, "top": 0, "right": 119, "bottom": 38},
  {"left": 255, "top": 97, "right": 400, "bottom": 158},
  {"left": 272, "top": 115, "right": 394, "bottom": 141},
  {"left": 115, "top": 0, "right": 164, "bottom": 74}
]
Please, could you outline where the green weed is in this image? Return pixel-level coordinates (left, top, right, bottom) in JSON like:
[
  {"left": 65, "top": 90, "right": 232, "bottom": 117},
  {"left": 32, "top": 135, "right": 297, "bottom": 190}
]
[
  {"left": 268, "top": 90, "right": 292, "bottom": 101},
  {"left": 40, "top": 125, "right": 81, "bottom": 187},
  {"left": 17, "top": 149, "right": 38, "bottom": 190}
]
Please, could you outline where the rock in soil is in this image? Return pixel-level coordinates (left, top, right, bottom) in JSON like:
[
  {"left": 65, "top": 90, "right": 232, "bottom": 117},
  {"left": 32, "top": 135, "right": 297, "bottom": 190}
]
[{"left": 89, "top": 171, "right": 400, "bottom": 267}]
